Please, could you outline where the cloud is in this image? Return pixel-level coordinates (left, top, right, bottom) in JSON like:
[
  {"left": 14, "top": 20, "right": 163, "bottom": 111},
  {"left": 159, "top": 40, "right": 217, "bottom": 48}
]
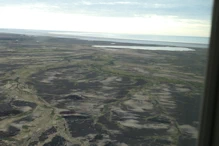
[
  {"left": 0, "top": 0, "right": 213, "bottom": 36},
  {"left": 0, "top": 4, "right": 211, "bottom": 36},
  {"left": 79, "top": 1, "right": 138, "bottom": 5},
  {"left": 0, "top": 0, "right": 213, "bottom": 19}
]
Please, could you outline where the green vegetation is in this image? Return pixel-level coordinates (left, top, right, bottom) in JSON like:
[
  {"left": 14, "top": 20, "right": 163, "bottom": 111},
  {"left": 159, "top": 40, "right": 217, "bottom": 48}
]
[{"left": 0, "top": 33, "right": 205, "bottom": 146}]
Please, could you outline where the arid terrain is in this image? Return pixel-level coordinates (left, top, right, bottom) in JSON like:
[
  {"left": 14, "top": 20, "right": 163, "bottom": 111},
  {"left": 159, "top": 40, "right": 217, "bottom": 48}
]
[{"left": 0, "top": 33, "right": 207, "bottom": 146}]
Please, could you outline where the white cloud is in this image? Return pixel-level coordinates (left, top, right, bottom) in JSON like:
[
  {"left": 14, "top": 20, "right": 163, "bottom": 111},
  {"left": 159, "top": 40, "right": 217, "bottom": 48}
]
[
  {"left": 0, "top": 4, "right": 211, "bottom": 37},
  {"left": 81, "top": 1, "right": 92, "bottom": 5},
  {"left": 80, "top": 1, "right": 139, "bottom": 5}
]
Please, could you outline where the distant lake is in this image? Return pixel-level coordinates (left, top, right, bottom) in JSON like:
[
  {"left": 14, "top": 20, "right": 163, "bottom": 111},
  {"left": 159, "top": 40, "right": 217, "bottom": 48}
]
[{"left": 93, "top": 45, "right": 195, "bottom": 51}]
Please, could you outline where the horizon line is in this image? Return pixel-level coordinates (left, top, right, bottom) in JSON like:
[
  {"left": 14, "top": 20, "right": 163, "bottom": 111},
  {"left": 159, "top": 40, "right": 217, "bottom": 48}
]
[{"left": 0, "top": 28, "right": 210, "bottom": 38}]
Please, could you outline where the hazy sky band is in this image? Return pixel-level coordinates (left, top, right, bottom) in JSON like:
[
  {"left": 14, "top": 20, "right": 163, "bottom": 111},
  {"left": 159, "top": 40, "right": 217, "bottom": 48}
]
[{"left": 0, "top": 0, "right": 213, "bottom": 37}]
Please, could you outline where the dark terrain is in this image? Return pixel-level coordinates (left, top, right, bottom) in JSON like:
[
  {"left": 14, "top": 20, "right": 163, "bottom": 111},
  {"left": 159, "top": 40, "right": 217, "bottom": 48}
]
[{"left": 0, "top": 33, "right": 207, "bottom": 146}]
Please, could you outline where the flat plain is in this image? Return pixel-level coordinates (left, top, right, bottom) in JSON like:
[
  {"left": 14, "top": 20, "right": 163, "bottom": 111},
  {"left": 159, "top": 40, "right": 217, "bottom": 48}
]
[{"left": 0, "top": 33, "right": 207, "bottom": 146}]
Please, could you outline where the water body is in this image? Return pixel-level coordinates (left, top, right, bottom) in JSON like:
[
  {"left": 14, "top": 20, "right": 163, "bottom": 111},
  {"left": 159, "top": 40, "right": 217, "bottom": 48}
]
[
  {"left": 0, "top": 29, "right": 209, "bottom": 49},
  {"left": 93, "top": 45, "right": 195, "bottom": 51},
  {"left": 49, "top": 31, "right": 209, "bottom": 49},
  {"left": 49, "top": 31, "right": 209, "bottom": 44}
]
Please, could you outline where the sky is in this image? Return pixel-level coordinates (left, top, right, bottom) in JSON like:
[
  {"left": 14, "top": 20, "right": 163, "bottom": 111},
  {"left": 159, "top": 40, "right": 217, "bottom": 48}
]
[{"left": 0, "top": 0, "right": 214, "bottom": 37}]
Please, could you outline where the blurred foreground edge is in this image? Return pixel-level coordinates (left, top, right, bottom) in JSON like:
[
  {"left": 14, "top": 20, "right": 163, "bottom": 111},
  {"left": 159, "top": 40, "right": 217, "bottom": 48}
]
[{"left": 198, "top": 0, "right": 219, "bottom": 146}]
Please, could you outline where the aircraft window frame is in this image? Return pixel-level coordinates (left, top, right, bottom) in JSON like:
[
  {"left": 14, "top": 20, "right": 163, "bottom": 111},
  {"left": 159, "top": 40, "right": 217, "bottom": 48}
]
[{"left": 198, "top": 0, "right": 219, "bottom": 146}]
